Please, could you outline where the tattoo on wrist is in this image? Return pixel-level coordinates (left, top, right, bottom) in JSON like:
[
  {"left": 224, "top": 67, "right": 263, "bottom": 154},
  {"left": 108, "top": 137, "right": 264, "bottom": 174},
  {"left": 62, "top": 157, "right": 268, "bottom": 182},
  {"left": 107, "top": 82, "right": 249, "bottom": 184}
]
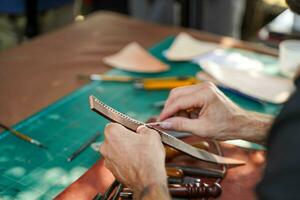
[{"left": 139, "top": 185, "right": 152, "bottom": 198}]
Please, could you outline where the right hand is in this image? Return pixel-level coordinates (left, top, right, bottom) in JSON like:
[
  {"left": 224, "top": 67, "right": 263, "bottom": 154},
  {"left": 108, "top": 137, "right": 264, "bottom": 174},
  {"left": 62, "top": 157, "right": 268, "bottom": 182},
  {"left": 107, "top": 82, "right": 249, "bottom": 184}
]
[
  {"left": 100, "top": 123, "right": 167, "bottom": 191},
  {"left": 158, "top": 82, "right": 272, "bottom": 142}
]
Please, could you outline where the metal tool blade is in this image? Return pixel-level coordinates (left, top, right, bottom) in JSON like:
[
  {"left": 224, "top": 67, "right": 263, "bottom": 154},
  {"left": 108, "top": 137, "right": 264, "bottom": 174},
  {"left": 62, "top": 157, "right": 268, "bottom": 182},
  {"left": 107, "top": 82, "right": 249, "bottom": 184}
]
[{"left": 89, "top": 95, "right": 244, "bottom": 165}]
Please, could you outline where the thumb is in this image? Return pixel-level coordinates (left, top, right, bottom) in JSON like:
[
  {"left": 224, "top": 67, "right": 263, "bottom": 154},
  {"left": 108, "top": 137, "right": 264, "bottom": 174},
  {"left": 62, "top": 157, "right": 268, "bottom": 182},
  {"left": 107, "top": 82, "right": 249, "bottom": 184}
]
[
  {"left": 137, "top": 125, "right": 159, "bottom": 136},
  {"left": 161, "top": 117, "right": 199, "bottom": 134}
]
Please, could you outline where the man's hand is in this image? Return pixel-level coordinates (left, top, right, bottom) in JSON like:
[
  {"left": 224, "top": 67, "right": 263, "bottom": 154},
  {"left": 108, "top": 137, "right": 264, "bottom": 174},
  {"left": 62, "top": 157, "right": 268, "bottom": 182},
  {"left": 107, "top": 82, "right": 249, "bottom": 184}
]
[
  {"left": 100, "top": 123, "right": 170, "bottom": 199},
  {"left": 159, "top": 82, "right": 273, "bottom": 143}
]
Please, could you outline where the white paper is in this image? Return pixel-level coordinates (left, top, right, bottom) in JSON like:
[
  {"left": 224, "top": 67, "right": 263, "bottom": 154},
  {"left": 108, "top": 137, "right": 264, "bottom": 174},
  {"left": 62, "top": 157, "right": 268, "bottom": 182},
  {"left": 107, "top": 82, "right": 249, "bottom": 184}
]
[{"left": 198, "top": 60, "right": 295, "bottom": 104}]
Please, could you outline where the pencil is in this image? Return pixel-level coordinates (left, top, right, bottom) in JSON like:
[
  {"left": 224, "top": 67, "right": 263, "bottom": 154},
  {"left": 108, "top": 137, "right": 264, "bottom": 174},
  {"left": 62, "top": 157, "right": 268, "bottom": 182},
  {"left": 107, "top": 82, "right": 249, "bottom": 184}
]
[
  {"left": 67, "top": 132, "right": 101, "bottom": 162},
  {"left": 0, "top": 122, "right": 47, "bottom": 149}
]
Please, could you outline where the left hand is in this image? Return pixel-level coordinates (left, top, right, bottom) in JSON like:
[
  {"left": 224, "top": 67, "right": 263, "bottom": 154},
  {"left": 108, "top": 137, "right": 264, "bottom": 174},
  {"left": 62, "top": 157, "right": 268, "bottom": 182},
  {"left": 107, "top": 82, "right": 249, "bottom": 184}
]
[
  {"left": 100, "top": 123, "right": 167, "bottom": 192},
  {"left": 158, "top": 83, "right": 272, "bottom": 143}
]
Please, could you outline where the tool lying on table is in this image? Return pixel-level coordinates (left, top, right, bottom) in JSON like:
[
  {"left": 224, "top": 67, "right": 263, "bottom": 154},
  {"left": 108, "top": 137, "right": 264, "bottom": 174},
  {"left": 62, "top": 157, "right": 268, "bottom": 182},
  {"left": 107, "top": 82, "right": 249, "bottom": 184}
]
[
  {"left": 135, "top": 75, "right": 264, "bottom": 104},
  {"left": 79, "top": 74, "right": 196, "bottom": 88},
  {"left": 81, "top": 74, "right": 264, "bottom": 104},
  {"left": 67, "top": 132, "right": 101, "bottom": 162},
  {"left": 89, "top": 95, "right": 244, "bottom": 165},
  {"left": 78, "top": 74, "right": 139, "bottom": 82},
  {"left": 0, "top": 122, "right": 47, "bottom": 149},
  {"left": 134, "top": 76, "right": 198, "bottom": 90}
]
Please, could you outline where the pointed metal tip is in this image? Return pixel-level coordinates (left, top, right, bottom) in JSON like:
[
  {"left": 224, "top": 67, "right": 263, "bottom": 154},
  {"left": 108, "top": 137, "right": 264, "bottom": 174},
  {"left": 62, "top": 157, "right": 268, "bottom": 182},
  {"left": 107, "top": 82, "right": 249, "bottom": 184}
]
[{"left": 39, "top": 144, "right": 48, "bottom": 150}]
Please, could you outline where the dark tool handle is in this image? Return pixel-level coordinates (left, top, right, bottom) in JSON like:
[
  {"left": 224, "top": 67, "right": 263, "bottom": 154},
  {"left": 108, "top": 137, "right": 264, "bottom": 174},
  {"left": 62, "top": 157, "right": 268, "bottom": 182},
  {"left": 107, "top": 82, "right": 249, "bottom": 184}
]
[
  {"left": 111, "top": 183, "right": 124, "bottom": 200},
  {"left": 67, "top": 132, "right": 101, "bottom": 162},
  {"left": 98, "top": 180, "right": 119, "bottom": 200},
  {"left": 92, "top": 193, "right": 103, "bottom": 200},
  {"left": 169, "top": 182, "right": 222, "bottom": 199},
  {"left": 168, "top": 176, "right": 201, "bottom": 185},
  {"left": 168, "top": 177, "right": 183, "bottom": 184},
  {"left": 166, "top": 165, "right": 224, "bottom": 178}
]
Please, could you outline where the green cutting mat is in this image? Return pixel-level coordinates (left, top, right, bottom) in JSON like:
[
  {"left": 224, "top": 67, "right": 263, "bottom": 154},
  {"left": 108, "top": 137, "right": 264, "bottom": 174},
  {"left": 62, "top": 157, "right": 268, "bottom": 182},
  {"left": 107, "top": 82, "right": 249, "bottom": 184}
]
[{"left": 0, "top": 37, "right": 281, "bottom": 200}]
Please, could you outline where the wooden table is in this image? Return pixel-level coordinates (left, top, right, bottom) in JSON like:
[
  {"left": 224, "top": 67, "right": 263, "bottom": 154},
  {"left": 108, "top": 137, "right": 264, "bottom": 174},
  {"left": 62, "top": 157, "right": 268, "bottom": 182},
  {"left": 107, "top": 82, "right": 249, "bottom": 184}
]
[{"left": 0, "top": 11, "right": 276, "bottom": 199}]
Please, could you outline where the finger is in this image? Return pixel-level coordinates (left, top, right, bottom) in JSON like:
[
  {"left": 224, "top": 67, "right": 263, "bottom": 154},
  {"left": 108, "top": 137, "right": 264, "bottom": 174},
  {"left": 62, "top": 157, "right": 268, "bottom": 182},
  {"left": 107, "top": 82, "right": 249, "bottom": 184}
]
[
  {"left": 161, "top": 117, "right": 200, "bottom": 133},
  {"left": 99, "top": 142, "right": 109, "bottom": 159},
  {"left": 103, "top": 160, "right": 125, "bottom": 185},
  {"left": 159, "top": 93, "right": 204, "bottom": 121},
  {"left": 164, "top": 85, "right": 201, "bottom": 109},
  {"left": 137, "top": 125, "right": 160, "bottom": 137},
  {"left": 98, "top": 142, "right": 103, "bottom": 153},
  {"left": 105, "top": 122, "right": 134, "bottom": 139},
  {"left": 104, "top": 122, "right": 114, "bottom": 138}
]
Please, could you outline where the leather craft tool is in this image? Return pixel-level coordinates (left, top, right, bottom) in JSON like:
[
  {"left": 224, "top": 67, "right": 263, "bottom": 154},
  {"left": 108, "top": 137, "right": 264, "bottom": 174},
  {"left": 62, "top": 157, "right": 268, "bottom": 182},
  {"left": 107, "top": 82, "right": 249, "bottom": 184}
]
[
  {"left": 67, "top": 132, "right": 101, "bottom": 162},
  {"left": 166, "top": 167, "right": 184, "bottom": 178},
  {"left": 80, "top": 74, "right": 198, "bottom": 87},
  {"left": 111, "top": 181, "right": 222, "bottom": 199},
  {"left": 168, "top": 182, "right": 222, "bottom": 199},
  {"left": 135, "top": 75, "right": 265, "bottom": 105},
  {"left": 89, "top": 95, "right": 244, "bottom": 165},
  {"left": 92, "top": 168, "right": 184, "bottom": 200},
  {"left": 134, "top": 76, "right": 198, "bottom": 90},
  {"left": 168, "top": 176, "right": 201, "bottom": 185},
  {"left": 81, "top": 74, "right": 259, "bottom": 105},
  {"left": 0, "top": 122, "right": 47, "bottom": 149},
  {"left": 166, "top": 164, "right": 224, "bottom": 179},
  {"left": 93, "top": 179, "right": 121, "bottom": 200},
  {"left": 165, "top": 141, "right": 210, "bottom": 160},
  {"left": 78, "top": 74, "right": 139, "bottom": 82}
]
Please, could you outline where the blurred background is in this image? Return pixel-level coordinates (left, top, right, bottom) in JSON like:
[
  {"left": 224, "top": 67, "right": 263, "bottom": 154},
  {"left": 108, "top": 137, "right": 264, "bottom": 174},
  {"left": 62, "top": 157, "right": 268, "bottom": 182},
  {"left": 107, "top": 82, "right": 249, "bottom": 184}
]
[{"left": 0, "top": 0, "right": 298, "bottom": 51}]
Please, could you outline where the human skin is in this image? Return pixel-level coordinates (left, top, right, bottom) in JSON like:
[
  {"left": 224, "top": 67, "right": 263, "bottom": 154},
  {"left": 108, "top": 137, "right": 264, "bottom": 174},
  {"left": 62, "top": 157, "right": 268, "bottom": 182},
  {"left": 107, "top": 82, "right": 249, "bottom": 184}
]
[
  {"left": 100, "top": 124, "right": 171, "bottom": 200},
  {"left": 158, "top": 82, "right": 274, "bottom": 145},
  {"left": 100, "top": 82, "right": 274, "bottom": 199}
]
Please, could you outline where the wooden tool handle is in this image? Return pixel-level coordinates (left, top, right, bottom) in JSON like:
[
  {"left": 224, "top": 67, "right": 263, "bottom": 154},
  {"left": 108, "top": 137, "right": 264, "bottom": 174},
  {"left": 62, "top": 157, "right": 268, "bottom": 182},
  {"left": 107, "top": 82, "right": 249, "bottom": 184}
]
[
  {"left": 165, "top": 141, "right": 210, "bottom": 160},
  {"left": 166, "top": 167, "right": 184, "bottom": 178},
  {"left": 166, "top": 165, "right": 224, "bottom": 179},
  {"left": 139, "top": 77, "right": 199, "bottom": 90}
]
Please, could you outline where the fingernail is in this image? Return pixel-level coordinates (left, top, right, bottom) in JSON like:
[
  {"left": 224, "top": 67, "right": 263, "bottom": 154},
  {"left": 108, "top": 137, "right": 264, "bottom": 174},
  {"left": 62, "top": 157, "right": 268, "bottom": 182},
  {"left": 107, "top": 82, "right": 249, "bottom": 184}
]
[
  {"left": 159, "top": 121, "right": 172, "bottom": 129},
  {"left": 105, "top": 123, "right": 112, "bottom": 128}
]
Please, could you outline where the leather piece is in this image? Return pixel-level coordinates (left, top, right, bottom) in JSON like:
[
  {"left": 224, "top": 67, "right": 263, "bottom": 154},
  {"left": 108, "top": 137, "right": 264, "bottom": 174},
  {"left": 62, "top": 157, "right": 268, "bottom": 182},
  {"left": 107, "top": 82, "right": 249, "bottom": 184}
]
[{"left": 103, "top": 42, "right": 169, "bottom": 73}]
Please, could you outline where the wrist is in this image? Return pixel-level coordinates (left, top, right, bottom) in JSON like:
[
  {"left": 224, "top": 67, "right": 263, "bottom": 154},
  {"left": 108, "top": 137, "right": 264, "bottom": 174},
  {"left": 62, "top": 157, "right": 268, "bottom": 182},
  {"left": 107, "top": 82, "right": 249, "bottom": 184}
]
[
  {"left": 135, "top": 183, "right": 170, "bottom": 200},
  {"left": 139, "top": 168, "right": 168, "bottom": 191},
  {"left": 134, "top": 166, "right": 168, "bottom": 198},
  {"left": 232, "top": 111, "right": 273, "bottom": 144}
]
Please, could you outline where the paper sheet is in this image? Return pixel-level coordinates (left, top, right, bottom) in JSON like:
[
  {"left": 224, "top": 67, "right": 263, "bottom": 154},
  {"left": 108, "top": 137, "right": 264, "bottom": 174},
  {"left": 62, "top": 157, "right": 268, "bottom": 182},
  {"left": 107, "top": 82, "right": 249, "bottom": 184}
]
[
  {"left": 193, "top": 49, "right": 264, "bottom": 72},
  {"left": 164, "top": 32, "right": 219, "bottom": 61},
  {"left": 198, "top": 61, "right": 295, "bottom": 104},
  {"left": 103, "top": 42, "right": 169, "bottom": 73}
]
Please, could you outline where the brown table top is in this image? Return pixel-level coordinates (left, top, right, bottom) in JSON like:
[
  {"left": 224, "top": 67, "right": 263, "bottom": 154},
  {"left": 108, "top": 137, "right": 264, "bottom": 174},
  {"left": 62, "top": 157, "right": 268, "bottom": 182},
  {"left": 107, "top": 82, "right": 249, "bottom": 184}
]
[{"left": 0, "top": 11, "right": 274, "bottom": 200}]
